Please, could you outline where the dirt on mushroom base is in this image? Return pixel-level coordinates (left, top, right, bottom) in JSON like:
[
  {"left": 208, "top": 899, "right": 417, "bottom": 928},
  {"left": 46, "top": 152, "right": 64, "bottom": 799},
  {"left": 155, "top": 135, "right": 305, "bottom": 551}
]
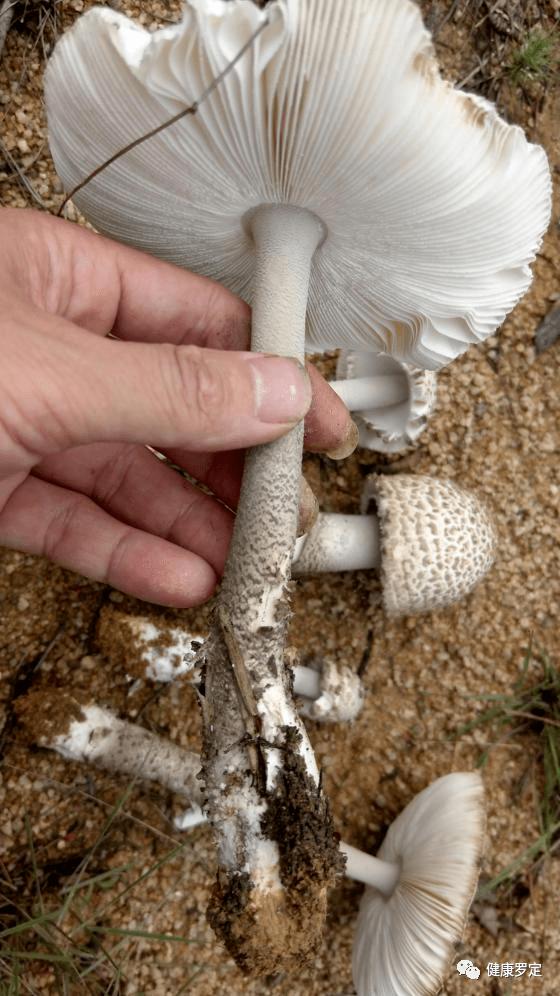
[{"left": 1, "top": 2, "right": 560, "bottom": 995}]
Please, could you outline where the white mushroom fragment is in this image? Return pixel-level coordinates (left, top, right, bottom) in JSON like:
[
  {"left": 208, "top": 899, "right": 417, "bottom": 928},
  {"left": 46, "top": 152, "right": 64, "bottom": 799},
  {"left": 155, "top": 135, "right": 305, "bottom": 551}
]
[
  {"left": 14, "top": 689, "right": 205, "bottom": 808},
  {"left": 293, "top": 474, "right": 497, "bottom": 614},
  {"left": 95, "top": 607, "right": 365, "bottom": 723},
  {"left": 347, "top": 772, "right": 485, "bottom": 996},
  {"left": 333, "top": 351, "right": 437, "bottom": 453},
  {"left": 45, "top": 0, "right": 549, "bottom": 971}
]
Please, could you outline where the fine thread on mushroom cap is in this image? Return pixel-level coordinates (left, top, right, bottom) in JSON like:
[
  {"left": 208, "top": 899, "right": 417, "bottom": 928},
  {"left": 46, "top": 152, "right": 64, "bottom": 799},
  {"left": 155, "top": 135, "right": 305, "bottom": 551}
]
[{"left": 56, "top": 14, "right": 271, "bottom": 214}]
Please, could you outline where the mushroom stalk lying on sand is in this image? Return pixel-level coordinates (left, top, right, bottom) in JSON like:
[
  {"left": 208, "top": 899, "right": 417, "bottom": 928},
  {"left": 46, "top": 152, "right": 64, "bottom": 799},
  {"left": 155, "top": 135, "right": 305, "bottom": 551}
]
[{"left": 45, "top": 0, "right": 549, "bottom": 972}]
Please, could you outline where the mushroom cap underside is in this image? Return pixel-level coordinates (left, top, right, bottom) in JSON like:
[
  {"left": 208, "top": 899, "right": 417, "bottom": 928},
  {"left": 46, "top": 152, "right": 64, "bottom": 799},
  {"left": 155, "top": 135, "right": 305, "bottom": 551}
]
[
  {"left": 352, "top": 771, "right": 485, "bottom": 996},
  {"left": 336, "top": 350, "right": 437, "bottom": 451},
  {"left": 45, "top": 0, "right": 551, "bottom": 368}
]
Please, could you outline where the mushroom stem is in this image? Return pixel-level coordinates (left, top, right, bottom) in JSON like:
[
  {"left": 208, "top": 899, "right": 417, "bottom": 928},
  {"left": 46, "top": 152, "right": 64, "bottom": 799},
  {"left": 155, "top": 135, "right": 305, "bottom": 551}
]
[
  {"left": 330, "top": 374, "right": 409, "bottom": 411},
  {"left": 55, "top": 702, "right": 205, "bottom": 807},
  {"left": 13, "top": 692, "right": 205, "bottom": 808},
  {"left": 340, "top": 842, "right": 400, "bottom": 898},
  {"left": 201, "top": 203, "right": 342, "bottom": 973},
  {"left": 293, "top": 512, "right": 382, "bottom": 574}
]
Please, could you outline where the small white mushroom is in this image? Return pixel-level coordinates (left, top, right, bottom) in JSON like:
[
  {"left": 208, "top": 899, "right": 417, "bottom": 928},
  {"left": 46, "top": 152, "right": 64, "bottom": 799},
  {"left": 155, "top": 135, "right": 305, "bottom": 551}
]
[
  {"left": 293, "top": 474, "right": 497, "bottom": 615},
  {"left": 346, "top": 772, "right": 484, "bottom": 996},
  {"left": 332, "top": 351, "right": 437, "bottom": 453}
]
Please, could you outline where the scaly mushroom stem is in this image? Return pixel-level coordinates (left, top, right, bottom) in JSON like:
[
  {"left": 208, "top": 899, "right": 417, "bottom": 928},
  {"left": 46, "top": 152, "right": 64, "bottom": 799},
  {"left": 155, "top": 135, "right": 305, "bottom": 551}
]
[
  {"left": 201, "top": 204, "right": 342, "bottom": 975},
  {"left": 340, "top": 843, "right": 400, "bottom": 897},
  {"left": 52, "top": 701, "right": 205, "bottom": 807},
  {"left": 330, "top": 374, "right": 408, "bottom": 411}
]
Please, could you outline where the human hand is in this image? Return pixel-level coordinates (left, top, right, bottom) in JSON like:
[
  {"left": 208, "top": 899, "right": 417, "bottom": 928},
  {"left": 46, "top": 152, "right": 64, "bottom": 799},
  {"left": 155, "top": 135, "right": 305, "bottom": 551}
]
[{"left": 0, "top": 208, "right": 352, "bottom": 606}]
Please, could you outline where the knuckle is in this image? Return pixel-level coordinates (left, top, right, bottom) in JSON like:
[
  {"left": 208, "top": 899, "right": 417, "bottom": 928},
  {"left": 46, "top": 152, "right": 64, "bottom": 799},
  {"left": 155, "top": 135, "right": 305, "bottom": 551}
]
[
  {"left": 90, "top": 445, "right": 138, "bottom": 508},
  {"left": 172, "top": 345, "right": 230, "bottom": 434},
  {"left": 105, "top": 531, "right": 130, "bottom": 586},
  {"left": 41, "top": 500, "right": 80, "bottom": 563}
]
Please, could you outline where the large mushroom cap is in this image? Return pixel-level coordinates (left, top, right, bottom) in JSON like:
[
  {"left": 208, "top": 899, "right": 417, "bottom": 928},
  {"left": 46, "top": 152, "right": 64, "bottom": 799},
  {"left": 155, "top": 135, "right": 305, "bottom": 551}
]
[
  {"left": 45, "top": 0, "right": 551, "bottom": 368},
  {"left": 362, "top": 474, "right": 497, "bottom": 614},
  {"left": 352, "top": 772, "right": 484, "bottom": 996}
]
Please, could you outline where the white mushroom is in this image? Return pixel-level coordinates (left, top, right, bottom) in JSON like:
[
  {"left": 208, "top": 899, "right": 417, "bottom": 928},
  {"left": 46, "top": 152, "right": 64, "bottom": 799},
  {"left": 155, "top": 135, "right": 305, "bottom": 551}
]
[
  {"left": 293, "top": 474, "right": 497, "bottom": 614},
  {"left": 44, "top": 0, "right": 549, "bottom": 971},
  {"left": 347, "top": 772, "right": 485, "bottom": 996},
  {"left": 332, "top": 351, "right": 437, "bottom": 453},
  {"left": 45, "top": 2, "right": 550, "bottom": 368}
]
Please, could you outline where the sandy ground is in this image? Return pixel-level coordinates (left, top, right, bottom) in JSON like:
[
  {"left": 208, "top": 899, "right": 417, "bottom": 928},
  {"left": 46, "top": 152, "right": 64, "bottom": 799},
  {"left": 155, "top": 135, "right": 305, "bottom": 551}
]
[{"left": 1, "top": 1, "right": 560, "bottom": 994}]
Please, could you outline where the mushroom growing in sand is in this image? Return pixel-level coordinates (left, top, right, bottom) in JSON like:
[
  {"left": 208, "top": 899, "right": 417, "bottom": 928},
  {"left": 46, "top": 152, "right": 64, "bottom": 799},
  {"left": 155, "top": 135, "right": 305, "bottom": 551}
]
[
  {"left": 45, "top": 0, "right": 549, "bottom": 972},
  {"left": 293, "top": 474, "right": 497, "bottom": 615},
  {"left": 346, "top": 772, "right": 485, "bottom": 996}
]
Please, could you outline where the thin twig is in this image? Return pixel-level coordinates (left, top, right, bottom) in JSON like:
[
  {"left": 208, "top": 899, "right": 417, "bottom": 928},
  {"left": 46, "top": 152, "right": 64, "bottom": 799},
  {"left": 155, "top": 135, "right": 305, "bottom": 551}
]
[
  {"left": 57, "top": 15, "right": 270, "bottom": 214},
  {"left": 0, "top": 0, "right": 14, "bottom": 61},
  {"left": 0, "top": 138, "right": 48, "bottom": 208}
]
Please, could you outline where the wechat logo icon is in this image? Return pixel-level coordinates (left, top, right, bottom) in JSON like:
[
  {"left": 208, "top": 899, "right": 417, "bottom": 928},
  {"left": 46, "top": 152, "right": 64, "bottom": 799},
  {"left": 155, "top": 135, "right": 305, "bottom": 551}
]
[{"left": 457, "top": 959, "right": 481, "bottom": 980}]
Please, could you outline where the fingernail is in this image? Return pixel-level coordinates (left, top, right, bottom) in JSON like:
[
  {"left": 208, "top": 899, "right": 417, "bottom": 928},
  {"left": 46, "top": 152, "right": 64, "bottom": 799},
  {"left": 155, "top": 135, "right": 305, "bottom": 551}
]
[
  {"left": 297, "top": 476, "right": 319, "bottom": 536},
  {"left": 325, "top": 418, "right": 360, "bottom": 460},
  {"left": 248, "top": 355, "right": 312, "bottom": 425}
]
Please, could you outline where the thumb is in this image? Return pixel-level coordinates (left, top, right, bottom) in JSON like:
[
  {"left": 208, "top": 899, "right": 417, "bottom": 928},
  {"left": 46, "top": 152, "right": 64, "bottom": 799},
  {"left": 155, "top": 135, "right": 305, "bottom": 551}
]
[
  {"left": 3, "top": 318, "right": 312, "bottom": 467},
  {"left": 89, "top": 338, "right": 313, "bottom": 452}
]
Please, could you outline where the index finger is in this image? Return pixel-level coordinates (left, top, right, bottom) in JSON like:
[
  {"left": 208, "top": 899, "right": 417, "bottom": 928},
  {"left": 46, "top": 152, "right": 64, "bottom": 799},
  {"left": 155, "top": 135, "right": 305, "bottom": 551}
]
[{"left": 0, "top": 207, "right": 252, "bottom": 351}]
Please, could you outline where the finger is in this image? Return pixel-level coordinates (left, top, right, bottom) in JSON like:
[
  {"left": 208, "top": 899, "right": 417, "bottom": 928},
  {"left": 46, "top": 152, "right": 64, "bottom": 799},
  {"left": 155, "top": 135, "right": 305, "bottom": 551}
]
[
  {"left": 1, "top": 207, "right": 251, "bottom": 349},
  {"left": 34, "top": 442, "right": 317, "bottom": 566},
  {"left": 1, "top": 311, "right": 312, "bottom": 467},
  {"left": 303, "top": 362, "right": 355, "bottom": 455},
  {"left": 34, "top": 442, "right": 235, "bottom": 576},
  {"left": 158, "top": 361, "right": 355, "bottom": 504},
  {"left": 0, "top": 474, "right": 218, "bottom": 607}
]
